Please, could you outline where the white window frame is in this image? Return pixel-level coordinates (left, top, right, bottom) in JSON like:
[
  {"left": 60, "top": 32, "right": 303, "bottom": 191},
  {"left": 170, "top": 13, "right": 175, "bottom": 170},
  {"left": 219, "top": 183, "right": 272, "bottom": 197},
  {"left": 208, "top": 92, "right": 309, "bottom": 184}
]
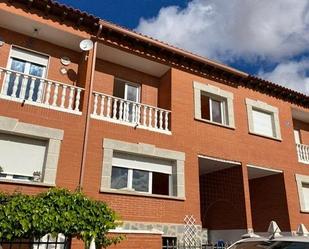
[
  {"left": 245, "top": 98, "right": 281, "bottom": 140},
  {"left": 2, "top": 45, "right": 50, "bottom": 100},
  {"left": 193, "top": 81, "right": 235, "bottom": 128},
  {"left": 0, "top": 115, "right": 63, "bottom": 185},
  {"left": 111, "top": 166, "right": 173, "bottom": 195},
  {"left": 296, "top": 174, "right": 309, "bottom": 213},
  {"left": 101, "top": 138, "right": 185, "bottom": 199},
  {"left": 114, "top": 78, "right": 141, "bottom": 103}
]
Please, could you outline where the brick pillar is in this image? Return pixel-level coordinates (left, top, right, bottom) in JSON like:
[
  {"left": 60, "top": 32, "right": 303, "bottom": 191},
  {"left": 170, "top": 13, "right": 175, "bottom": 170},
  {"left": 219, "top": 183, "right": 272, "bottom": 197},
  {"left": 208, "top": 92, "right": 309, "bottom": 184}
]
[{"left": 240, "top": 163, "right": 253, "bottom": 232}]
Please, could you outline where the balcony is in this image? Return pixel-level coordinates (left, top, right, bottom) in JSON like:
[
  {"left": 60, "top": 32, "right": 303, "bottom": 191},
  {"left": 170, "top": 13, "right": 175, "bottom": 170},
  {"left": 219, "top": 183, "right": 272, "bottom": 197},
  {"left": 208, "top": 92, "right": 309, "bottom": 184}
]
[
  {"left": 296, "top": 144, "right": 309, "bottom": 164},
  {"left": 91, "top": 92, "right": 171, "bottom": 134},
  {"left": 0, "top": 67, "right": 83, "bottom": 115}
]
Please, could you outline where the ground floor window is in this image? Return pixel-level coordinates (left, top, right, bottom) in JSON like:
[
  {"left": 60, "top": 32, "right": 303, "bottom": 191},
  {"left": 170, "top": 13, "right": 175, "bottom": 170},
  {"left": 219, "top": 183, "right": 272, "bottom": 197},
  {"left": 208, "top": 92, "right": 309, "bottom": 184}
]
[
  {"left": 162, "top": 237, "right": 177, "bottom": 249},
  {"left": 111, "top": 152, "right": 173, "bottom": 196},
  {"left": 0, "top": 133, "right": 47, "bottom": 182}
]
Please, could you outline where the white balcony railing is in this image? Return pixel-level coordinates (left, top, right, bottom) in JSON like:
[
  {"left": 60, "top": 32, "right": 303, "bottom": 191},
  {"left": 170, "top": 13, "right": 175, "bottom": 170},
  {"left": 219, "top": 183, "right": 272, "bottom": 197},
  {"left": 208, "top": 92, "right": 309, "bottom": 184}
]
[
  {"left": 91, "top": 92, "right": 171, "bottom": 134},
  {"left": 0, "top": 67, "right": 83, "bottom": 114},
  {"left": 296, "top": 143, "right": 309, "bottom": 164}
]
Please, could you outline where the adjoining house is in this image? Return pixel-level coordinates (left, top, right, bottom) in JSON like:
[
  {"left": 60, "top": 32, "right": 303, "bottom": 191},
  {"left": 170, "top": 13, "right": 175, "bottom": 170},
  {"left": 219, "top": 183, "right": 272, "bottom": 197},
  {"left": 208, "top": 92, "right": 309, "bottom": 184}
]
[{"left": 0, "top": 1, "right": 308, "bottom": 249}]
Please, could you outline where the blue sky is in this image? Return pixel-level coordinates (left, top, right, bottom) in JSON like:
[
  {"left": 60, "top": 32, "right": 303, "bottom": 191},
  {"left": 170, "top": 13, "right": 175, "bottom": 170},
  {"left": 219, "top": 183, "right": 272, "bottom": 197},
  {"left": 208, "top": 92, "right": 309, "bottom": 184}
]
[{"left": 58, "top": 0, "right": 309, "bottom": 95}]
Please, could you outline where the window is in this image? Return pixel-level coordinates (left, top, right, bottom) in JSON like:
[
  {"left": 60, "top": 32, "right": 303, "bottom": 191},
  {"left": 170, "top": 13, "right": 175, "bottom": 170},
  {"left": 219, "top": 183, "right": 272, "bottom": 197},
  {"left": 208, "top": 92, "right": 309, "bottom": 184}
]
[
  {"left": 113, "top": 79, "right": 140, "bottom": 122},
  {"left": 101, "top": 138, "right": 185, "bottom": 199},
  {"left": 110, "top": 152, "right": 173, "bottom": 196},
  {"left": 246, "top": 98, "right": 281, "bottom": 140},
  {"left": 251, "top": 108, "right": 274, "bottom": 137},
  {"left": 0, "top": 133, "right": 47, "bottom": 182},
  {"left": 0, "top": 115, "right": 63, "bottom": 185},
  {"left": 296, "top": 174, "right": 309, "bottom": 212},
  {"left": 194, "top": 81, "right": 235, "bottom": 128},
  {"left": 294, "top": 129, "right": 301, "bottom": 144},
  {"left": 302, "top": 183, "right": 309, "bottom": 211},
  {"left": 3, "top": 46, "right": 48, "bottom": 101},
  {"left": 162, "top": 237, "right": 177, "bottom": 248},
  {"left": 201, "top": 93, "right": 227, "bottom": 124}
]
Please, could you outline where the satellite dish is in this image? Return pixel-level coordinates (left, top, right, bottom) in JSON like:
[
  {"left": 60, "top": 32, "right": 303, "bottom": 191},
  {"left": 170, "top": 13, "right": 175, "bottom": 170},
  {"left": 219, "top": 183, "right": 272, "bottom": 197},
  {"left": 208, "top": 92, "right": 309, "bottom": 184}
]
[{"left": 79, "top": 39, "right": 93, "bottom": 51}]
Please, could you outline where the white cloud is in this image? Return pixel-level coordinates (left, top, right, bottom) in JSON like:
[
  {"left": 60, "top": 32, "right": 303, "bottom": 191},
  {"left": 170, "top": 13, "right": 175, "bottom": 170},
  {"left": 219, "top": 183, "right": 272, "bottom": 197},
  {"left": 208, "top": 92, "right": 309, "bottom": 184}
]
[
  {"left": 136, "top": 0, "right": 309, "bottom": 62},
  {"left": 258, "top": 60, "right": 309, "bottom": 95}
]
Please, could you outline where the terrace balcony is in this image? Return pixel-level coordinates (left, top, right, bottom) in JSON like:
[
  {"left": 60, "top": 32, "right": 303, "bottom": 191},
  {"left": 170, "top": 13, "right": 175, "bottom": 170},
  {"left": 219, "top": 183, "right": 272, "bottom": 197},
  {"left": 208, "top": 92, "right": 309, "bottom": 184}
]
[
  {"left": 91, "top": 91, "right": 171, "bottom": 134},
  {"left": 0, "top": 67, "right": 83, "bottom": 115},
  {"left": 296, "top": 143, "right": 309, "bottom": 164}
]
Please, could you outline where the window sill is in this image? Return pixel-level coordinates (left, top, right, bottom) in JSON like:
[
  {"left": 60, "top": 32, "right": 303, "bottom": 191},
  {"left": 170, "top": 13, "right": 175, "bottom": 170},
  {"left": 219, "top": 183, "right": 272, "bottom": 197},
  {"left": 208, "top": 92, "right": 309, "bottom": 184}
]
[
  {"left": 248, "top": 131, "right": 282, "bottom": 142},
  {"left": 300, "top": 209, "right": 309, "bottom": 214},
  {"left": 194, "top": 117, "right": 235, "bottom": 130},
  {"left": 0, "top": 178, "right": 55, "bottom": 187},
  {"left": 100, "top": 188, "right": 185, "bottom": 201}
]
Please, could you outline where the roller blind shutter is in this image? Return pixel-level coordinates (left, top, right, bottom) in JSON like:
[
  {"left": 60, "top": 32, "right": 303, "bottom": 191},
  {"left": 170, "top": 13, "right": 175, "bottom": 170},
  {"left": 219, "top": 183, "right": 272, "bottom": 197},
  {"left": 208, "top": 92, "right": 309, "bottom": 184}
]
[
  {"left": 252, "top": 109, "right": 274, "bottom": 137},
  {"left": 112, "top": 152, "right": 173, "bottom": 174},
  {"left": 0, "top": 133, "right": 47, "bottom": 176}
]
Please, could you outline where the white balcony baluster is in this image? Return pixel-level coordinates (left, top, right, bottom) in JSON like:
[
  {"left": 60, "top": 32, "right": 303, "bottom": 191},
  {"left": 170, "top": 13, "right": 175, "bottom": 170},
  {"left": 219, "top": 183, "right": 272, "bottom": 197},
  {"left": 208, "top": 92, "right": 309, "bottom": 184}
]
[
  {"left": 45, "top": 81, "right": 52, "bottom": 105},
  {"left": 100, "top": 95, "right": 105, "bottom": 117},
  {"left": 159, "top": 110, "right": 163, "bottom": 130},
  {"left": 119, "top": 100, "right": 123, "bottom": 121},
  {"left": 91, "top": 92, "right": 171, "bottom": 134},
  {"left": 107, "top": 97, "right": 111, "bottom": 118},
  {"left": 113, "top": 99, "right": 118, "bottom": 119},
  {"left": 74, "top": 88, "right": 81, "bottom": 111},
  {"left": 2, "top": 71, "right": 11, "bottom": 95},
  {"left": 20, "top": 75, "right": 28, "bottom": 99},
  {"left": 52, "top": 83, "right": 59, "bottom": 106},
  {"left": 0, "top": 67, "right": 84, "bottom": 115},
  {"left": 296, "top": 144, "right": 309, "bottom": 164},
  {"left": 93, "top": 93, "right": 98, "bottom": 115},
  {"left": 68, "top": 87, "right": 75, "bottom": 110},
  {"left": 12, "top": 73, "right": 20, "bottom": 98},
  {"left": 28, "top": 77, "right": 36, "bottom": 101},
  {"left": 60, "top": 85, "right": 67, "bottom": 108}
]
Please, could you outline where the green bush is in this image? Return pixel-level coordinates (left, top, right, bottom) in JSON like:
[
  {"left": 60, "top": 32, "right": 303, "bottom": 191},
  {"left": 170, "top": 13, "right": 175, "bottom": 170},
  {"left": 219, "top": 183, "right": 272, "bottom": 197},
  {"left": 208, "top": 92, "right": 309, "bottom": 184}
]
[{"left": 0, "top": 188, "right": 123, "bottom": 248}]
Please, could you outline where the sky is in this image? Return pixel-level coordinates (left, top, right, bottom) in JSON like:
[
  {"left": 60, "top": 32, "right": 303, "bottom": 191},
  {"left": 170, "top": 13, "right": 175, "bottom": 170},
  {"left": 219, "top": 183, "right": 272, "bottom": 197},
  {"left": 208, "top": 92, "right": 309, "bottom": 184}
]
[{"left": 59, "top": 0, "right": 309, "bottom": 95}]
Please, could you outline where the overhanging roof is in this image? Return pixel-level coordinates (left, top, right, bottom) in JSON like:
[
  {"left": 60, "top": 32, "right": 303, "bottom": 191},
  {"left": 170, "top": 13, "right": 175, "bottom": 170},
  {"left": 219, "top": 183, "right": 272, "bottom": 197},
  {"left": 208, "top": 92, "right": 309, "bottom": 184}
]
[{"left": 4, "top": 0, "right": 309, "bottom": 107}]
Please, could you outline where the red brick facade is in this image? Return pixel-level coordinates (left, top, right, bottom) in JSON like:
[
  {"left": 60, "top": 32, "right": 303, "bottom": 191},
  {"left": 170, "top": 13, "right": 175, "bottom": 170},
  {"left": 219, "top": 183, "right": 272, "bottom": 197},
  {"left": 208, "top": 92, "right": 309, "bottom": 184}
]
[{"left": 0, "top": 1, "right": 309, "bottom": 248}]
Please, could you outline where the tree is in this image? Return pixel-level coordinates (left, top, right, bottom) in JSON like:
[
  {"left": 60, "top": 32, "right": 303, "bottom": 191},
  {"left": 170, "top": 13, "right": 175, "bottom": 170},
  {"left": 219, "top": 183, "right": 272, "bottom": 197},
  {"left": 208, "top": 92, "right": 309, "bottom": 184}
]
[{"left": 0, "top": 188, "right": 123, "bottom": 248}]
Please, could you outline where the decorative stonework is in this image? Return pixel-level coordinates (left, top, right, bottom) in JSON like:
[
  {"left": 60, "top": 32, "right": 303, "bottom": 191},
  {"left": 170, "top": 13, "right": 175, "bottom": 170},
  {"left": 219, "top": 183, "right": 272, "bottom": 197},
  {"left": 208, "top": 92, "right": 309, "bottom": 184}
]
[
  {"left": 0, "top": 115, "right": 63, "bottom": 185},
  {"left": 101, "top": 138, "right": 185, "bottom": 198},
  {"left": 117, "top": 220, "right": 206, "bottom": 243}
]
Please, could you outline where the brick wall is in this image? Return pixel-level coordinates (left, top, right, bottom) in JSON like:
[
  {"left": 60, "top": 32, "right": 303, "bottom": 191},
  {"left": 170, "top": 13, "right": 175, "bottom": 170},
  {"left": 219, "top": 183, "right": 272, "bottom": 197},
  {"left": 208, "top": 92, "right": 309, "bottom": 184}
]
[
  {"left": 199, "top": 166, "right": 247, "bottom": 230},
  {"left": 109, "top": 234, "right": 162, "bottom": 249},
  {"left": 249, "top": 174, "right": 290, "bottom": 232}
]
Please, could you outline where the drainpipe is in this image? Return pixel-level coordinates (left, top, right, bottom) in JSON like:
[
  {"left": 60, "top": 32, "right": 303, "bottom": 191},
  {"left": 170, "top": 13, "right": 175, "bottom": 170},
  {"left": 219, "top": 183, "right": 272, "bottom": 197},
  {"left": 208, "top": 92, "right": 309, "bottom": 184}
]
[{"left": 78, "top": 24, "right": 102, "bottom": 189}]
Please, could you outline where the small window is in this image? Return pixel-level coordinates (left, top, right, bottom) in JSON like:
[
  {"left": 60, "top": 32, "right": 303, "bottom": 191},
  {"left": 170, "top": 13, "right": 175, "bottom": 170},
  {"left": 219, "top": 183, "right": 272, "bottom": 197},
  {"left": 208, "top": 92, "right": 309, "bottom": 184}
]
[
  {"left": 0, "top": 133, "right": 47, "bottom": 182},
  {"left": 194, "top": 81, "right": 234, "bottom": 128},
  {"left": 246, "top": 99, "right": 281, "bottom": 140},
  {"left": 201, "top": 93, "right": 226, "bottom": 124},
  {"left": 110, "top": 152, "right": 173, "bottom": 196},
  {"left": 162, "top": 237, "right": 177, "bottom": 249},
  {"left": 252, "top": 108, "right": 274, "bottom": 137}
]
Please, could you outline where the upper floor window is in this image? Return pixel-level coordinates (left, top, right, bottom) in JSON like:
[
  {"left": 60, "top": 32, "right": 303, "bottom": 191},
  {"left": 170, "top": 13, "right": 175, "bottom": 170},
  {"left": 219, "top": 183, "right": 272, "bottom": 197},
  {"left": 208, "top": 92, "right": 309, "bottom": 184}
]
[
  {"left": 113, "top": 78, "right": 140, "bottom": 122},
  {"left": 3, "top": 46, "right": 49, "bottom": 101},
  {"left": 246, "top": 98, "right": 281, "bottom": 140},
  {"left": 193, "top": 81, "right": 235, "bottom": 128},
  {"left": 113, "top": 78, "right": 140, "bottom": 103}
]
